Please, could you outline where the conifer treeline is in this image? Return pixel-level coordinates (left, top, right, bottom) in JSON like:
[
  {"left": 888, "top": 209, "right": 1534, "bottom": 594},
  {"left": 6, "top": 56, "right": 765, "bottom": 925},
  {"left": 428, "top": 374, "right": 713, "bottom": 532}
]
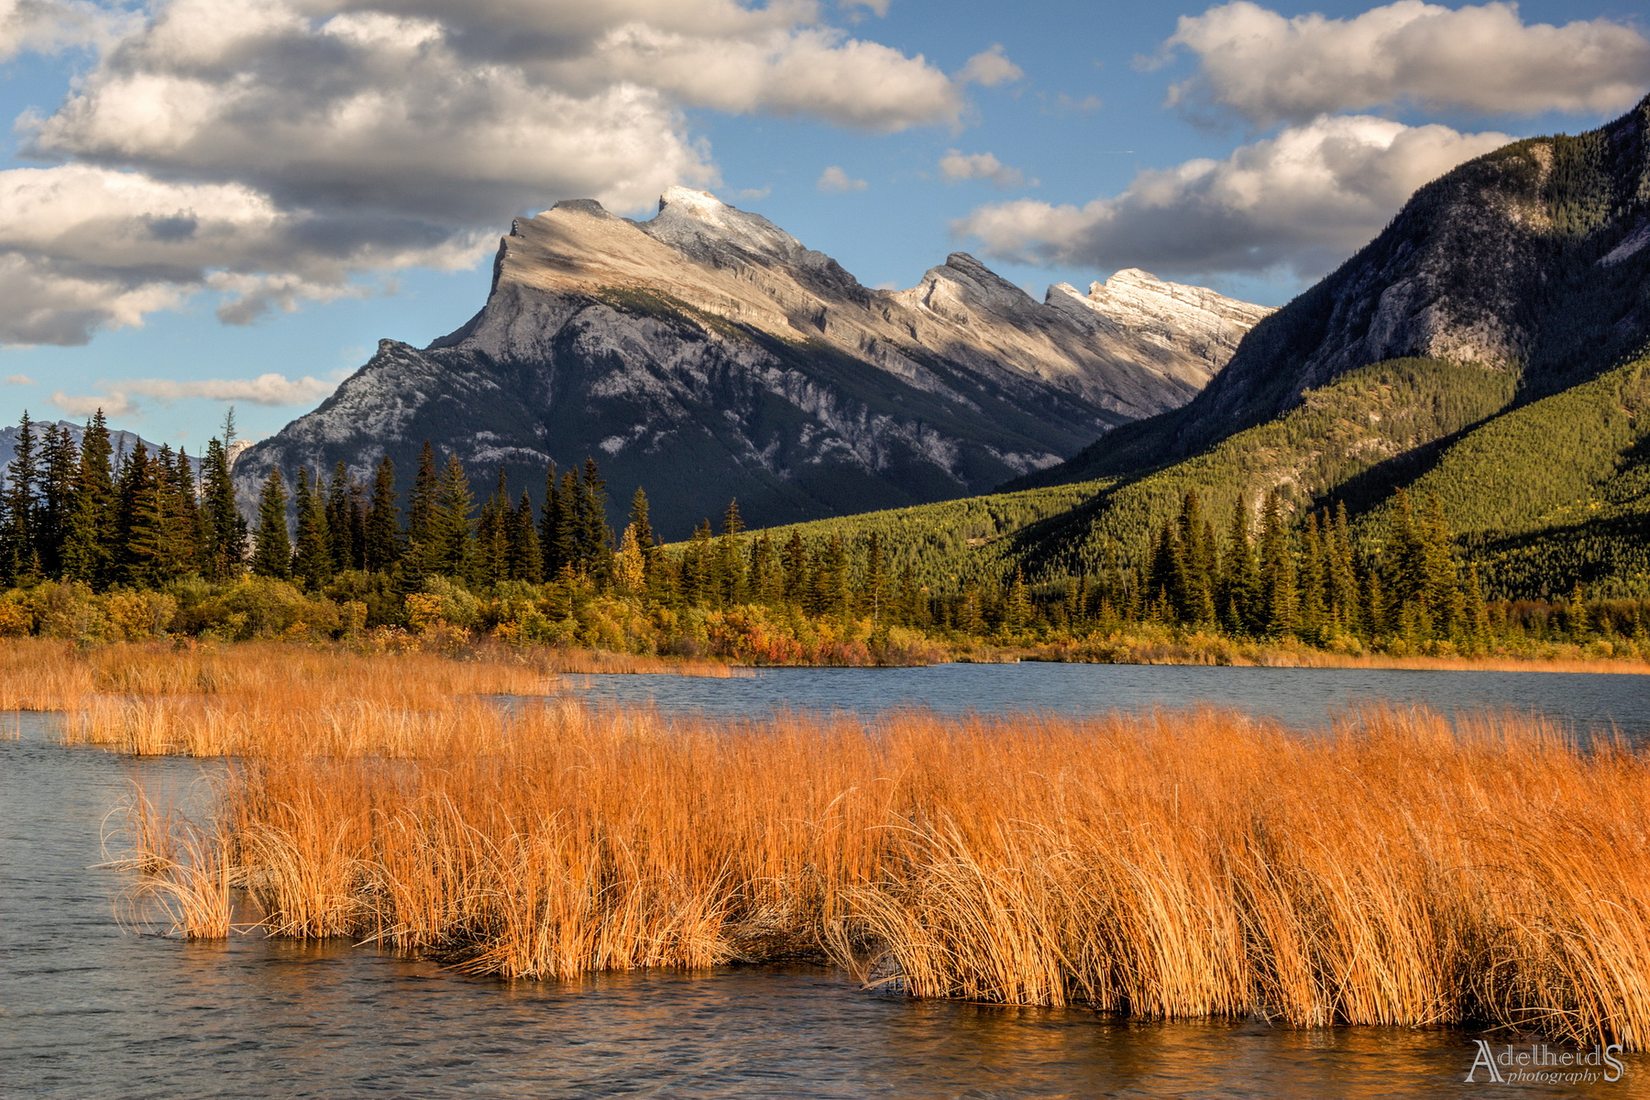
[
  {"left": 1, "top": 409, "right": 1639, "bottom": 653},
  {"left": 0, "top": 411, "right": 244, "bottom": 590}
]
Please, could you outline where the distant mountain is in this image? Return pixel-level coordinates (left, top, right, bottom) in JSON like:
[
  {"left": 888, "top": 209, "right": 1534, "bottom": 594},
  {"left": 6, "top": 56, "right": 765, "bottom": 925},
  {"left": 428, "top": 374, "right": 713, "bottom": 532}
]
[
  {"left": 236, "top": 187, "right": 1266, "bottom": 535},
  {"left": 0, "top": 420, "right": 198, "bottom": 478},
  {"left": 774, "top": 93, "right": 1650, "bottom": 600}
]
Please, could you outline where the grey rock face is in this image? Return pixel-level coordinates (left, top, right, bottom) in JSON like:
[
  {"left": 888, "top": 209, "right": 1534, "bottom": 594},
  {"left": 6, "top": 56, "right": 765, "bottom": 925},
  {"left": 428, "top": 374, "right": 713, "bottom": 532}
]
[{"left": 238, "top": 188, "right": 1267, "bottom": 534}]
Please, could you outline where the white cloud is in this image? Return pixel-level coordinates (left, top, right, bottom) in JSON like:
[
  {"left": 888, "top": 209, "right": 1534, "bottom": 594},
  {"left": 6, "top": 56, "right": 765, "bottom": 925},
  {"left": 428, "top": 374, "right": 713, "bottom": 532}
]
[
  {"left": 817, "top": 165, "right": 868, "bottom": 193},
  {"left": 939, "top": 149, "right": 1029, "bottom": 189},
  {"left": 1165, "top": 1, "right": 1650, "bottom": 124},
  {"left": 1, "top": 0, "right": 966, "bottom": 345},
  {"left": 0, "top": 0, "right": 134, "bottom": 61},
  {"left": 5, "top": 374, "right": 34, "bottom": 385},
  {"left": 51, "top": 371, "right": 339, "bottom": 420},
  {"left": 52, "top": 390, "right": 134, "bottom": 418},
  {"left": 956, "top": 114, "right": 1509, "bottom": 279},
  {"left": 958, "top": 43, "right": 1022, "bottom": 87}
]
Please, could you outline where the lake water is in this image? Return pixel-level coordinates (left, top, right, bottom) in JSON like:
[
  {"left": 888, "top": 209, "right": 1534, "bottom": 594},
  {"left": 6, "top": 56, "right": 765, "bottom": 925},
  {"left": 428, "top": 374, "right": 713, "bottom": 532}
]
[
  {"left": 4, "top": 664, "right": 1647, "bottom": 1097},
  {"left": 559, "top": 661, "right": 1650, "bottom": 737}
]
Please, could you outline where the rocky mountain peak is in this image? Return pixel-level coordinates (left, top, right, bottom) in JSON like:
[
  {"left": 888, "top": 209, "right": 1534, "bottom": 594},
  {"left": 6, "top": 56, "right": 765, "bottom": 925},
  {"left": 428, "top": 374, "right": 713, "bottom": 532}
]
[
  {"left": 240, "top": 187, "right": 1270, "bottom": 534},
  {"left": 640, "top": 185, "right": 811, "bottom": 268}
]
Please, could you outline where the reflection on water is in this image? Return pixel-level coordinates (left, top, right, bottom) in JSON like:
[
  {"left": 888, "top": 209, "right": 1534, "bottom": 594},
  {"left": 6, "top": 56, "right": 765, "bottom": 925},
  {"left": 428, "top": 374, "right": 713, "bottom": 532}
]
[
  {"left": 558, "top": 662, "right": 1650, "bottom": 737},
  {"left": 2, "top": 702, "right": 1642, "bottom": 1098}
]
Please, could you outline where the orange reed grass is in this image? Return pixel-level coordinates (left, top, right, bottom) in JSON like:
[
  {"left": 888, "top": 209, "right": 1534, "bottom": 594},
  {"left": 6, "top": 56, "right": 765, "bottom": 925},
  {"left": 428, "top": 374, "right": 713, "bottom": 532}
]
[{"left": 108, "top": 683, "right": 1650, "bottom": 1051}]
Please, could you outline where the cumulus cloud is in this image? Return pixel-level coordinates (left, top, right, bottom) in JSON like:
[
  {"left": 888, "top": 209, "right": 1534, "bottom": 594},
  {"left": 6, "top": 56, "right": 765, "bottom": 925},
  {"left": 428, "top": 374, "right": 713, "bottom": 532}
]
[
  {"left": 0, "top": 0, "right": 134, "bottom": 61},
  {"left": 956, "top": 114, "right": 1509, "bottom": 279},
  {"left": 1, "top": 0, "right": 966, "bottom": 345},
  {"left": 5, "top": 374, "right": 34, "bottom": 385},
  {"left": 1165, "top": 1, "right": 1650, "bottom": 125},
  {"left": 52, "top": 371, "right": 339, "bottom": 419},
  {"left": 958, "top": 43, "right": 1022, "bottom": 87},
  {"left": 939, "top": 149, "right": 1029, "bottom": 188},
  {"left": 52, "top": 390, "right": 134, "bottom": 418},
  {"left": 817, "top": 165, "right": 868, "bottom": 192}
]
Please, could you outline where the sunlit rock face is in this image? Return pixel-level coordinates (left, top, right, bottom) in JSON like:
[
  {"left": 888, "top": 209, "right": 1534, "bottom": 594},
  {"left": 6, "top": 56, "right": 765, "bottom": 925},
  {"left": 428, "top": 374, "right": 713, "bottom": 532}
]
[{"left": 238, "top": 187, "right": 1266, "bottom": 534}]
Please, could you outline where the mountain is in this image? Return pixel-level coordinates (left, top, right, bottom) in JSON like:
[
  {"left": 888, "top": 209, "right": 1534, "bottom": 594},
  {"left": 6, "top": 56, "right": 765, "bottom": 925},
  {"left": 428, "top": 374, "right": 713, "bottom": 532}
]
[
  {"left": 1032, "top": 93, "right": 1650, "bottom": 487},
  {"left": 236, "top": 187, "right": 1266, "bottom": 535},
  {"left": 770, "top": 94, "right": 1650, "bottom": 600}
]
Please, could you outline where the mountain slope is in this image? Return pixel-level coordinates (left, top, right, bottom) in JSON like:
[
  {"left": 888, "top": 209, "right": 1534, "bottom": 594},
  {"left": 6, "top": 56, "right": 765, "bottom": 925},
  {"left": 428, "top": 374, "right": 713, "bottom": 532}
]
[
  {"left": 761, "top": 96, "right": 1650, "bottom": 601},
  {"left": 1032, "top": 93, "right": 1650, "bottom": 488},
  {"left": 237, "top": 188, "right": 1266, "bottom": 535}
]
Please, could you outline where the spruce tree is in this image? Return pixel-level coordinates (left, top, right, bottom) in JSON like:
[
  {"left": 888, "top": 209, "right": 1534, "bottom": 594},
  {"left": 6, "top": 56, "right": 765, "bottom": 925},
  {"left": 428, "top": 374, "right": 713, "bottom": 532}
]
[
  {"left": 62, "top": 411, "right": 117, "bottom": 588},
  {"left": 538, "top": 462, "right": 562, "bottom": 578},
  {"left": 431, "top": 454, "right": 474, "bottom": 578},
  {"left": 551, "top": 470, "right": 581, "bottom": 575},
  {"left": 508, "top": 491, "right": 542, "bottom": 583},
  {"left": 38, "top": 422, "right": 79, "bottom": 578},
  {"left": 1258, "top": 489, "right": 1297, "bottom": 637},
  {"left": 4, "top": 412, "right": 40, "bottom": 583},
  {"left": 1219, "top": 495, "right": 1260, "bottom": 635},
  {"left": 326, "top": 462, "right": 356, "bottom": 574},
  {"left": 199, "top": 437, "right": 246, "bottom": 581},
  {"left": 114, "top": 442, "right": 170, "bottom": 587},
  {"left": 364, "top": 455, "right": 400, "bottom": 573},
  {"left": 578, "top": 458, "right": 611, "bottom": 581},
  {"left": 405, "top": 442, "right": 440, "bottom": 573},
  {"left": 292, "top": 466, "right": 333, "bottom": 587},
  {"left": 250, "top": 467, "right": 292, "bottom": 579}
]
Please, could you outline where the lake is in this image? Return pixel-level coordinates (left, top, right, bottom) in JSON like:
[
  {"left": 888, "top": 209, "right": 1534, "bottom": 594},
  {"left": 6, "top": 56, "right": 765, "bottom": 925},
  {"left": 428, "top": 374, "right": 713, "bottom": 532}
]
[
  {"left": 4, "top": 663, "right": 1646, "bottom": 1097},
  {"left": 558, "top": 661, "right": 1650, "bottom": 737}
]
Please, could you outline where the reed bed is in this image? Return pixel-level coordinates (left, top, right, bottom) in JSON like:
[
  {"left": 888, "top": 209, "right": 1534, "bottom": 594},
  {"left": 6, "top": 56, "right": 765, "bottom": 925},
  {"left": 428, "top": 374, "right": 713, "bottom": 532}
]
[
  {"left": 105, "top": 678, "right": 1650, "bottom": 1051},
  {"left": 0, "top": 637, "right": 738, "bottom": 719}
]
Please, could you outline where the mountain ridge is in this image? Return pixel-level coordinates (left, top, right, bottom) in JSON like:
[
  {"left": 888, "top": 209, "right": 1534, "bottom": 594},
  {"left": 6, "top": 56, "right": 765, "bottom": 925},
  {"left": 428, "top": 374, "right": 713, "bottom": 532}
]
[{"left": 238, "top": 187, "right": 1268, "bottom": 535}]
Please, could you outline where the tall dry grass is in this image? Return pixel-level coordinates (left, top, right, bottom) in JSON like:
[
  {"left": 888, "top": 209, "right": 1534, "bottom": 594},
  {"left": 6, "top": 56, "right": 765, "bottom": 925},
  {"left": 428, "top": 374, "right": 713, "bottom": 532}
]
[
  {"left": 97, "top": 665, "right": 1650, "bottom": 1051},
  {"left": 0, "top": 637, "right": 738, "bottom": 722}
]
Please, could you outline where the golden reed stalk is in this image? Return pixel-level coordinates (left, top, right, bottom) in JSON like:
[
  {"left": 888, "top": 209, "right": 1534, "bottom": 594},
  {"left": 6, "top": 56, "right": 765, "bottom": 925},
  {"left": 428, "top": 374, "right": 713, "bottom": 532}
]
[{"left": 24, "top": 641, "right": 1648, "bottom": 1049}]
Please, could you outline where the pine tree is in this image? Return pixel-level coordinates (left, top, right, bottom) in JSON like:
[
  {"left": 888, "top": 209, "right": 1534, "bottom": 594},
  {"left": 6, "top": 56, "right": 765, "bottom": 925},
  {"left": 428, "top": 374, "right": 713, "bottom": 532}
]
[
  {"left": 405, "top": 442, "right": 440, "bottom": 573},
  {"left": 4, "top": 411, "right": 40, "bottom": 583},
  {"left": 1326, "top": 502, "right": 1360, "bottom": 637},
  {"left": 113, "top": 442, "right": 171, "bottom": 587},
  {"left": 539, "top": 463, "right": 562, "bottom": 578},
  {"left": 250, "top": 467, "right": 292, "bottom": 579},
  {"left": 430, "top": 454, "right": 474, "bottom": 578},
  {"left": 1219, "top": 495, "right": 1260, "bottom": 635},
  {"left": 578, "top": 458, "right": 611, "bottom": 581},
  {"left": 199, "top": 436, "right": 246, "bottom": 581},
  {"left": 476, "top": 469, "right": 512, "bottom": 583},
  {"left": 37, "top": 422, "right": 78, "bottom": 577},
  {"left": 292, "top": 466, "right": 333, "bottom": 587},
  {"left": 782, "top": 529, "right": 809, "bottom": 605},
  {"left": 161, "top": 445, "right": 202, "bottom": 577},
  {"left": 716, "top": 499, "right": 746, "bottom": 604},
  {"left": 865, "top": 530, "right": 886, "bottom": 626},
  {"left": 62, "top": 411, "right": 117, "bottom": 588},
  {"left": 750, "top": 532, "right": 783, "bottom": 605},
  {"left": 551, "top": 470, "right": 581, "bottom": 575},
  {"left": 508, "top": 492, "right": 542, "bottom": 582},
  {"left": 1175, "top": 491, "right": 1217, "bottom": 625},
  {"left": 1258, "top": 489, "right": 1297, "bottom": 637},
  {"left": 364, "top": 455, "right": 400, "bottom": 574},
  {"left": 1298, "top": 511, "right": 1327, "bottom": 640},
  {"left": 326, "top": 462, "right": 356, "bottom": 574}
]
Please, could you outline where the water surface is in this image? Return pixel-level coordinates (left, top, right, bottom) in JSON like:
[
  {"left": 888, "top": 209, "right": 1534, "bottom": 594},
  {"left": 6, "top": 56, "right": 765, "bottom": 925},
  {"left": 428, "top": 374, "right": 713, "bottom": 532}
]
[
  {"left": 4, "top": 678, "right": 1644, "bottom": 1097},
  {"left": 559, "top": 661, "right": 1650, "bottom": 737}
]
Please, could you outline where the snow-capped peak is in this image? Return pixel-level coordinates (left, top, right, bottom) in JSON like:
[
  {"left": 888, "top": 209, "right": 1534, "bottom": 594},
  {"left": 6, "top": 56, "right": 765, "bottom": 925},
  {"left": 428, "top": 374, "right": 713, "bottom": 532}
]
[{"left": 658, "top": 186, "right": 727, "bottom": 215}]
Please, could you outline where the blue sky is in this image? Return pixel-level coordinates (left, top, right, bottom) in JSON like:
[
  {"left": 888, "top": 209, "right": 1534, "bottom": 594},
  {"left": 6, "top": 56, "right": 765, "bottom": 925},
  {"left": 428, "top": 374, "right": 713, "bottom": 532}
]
[{"left": 0, "top": 0, "right": 1646, "bottom": 445}]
